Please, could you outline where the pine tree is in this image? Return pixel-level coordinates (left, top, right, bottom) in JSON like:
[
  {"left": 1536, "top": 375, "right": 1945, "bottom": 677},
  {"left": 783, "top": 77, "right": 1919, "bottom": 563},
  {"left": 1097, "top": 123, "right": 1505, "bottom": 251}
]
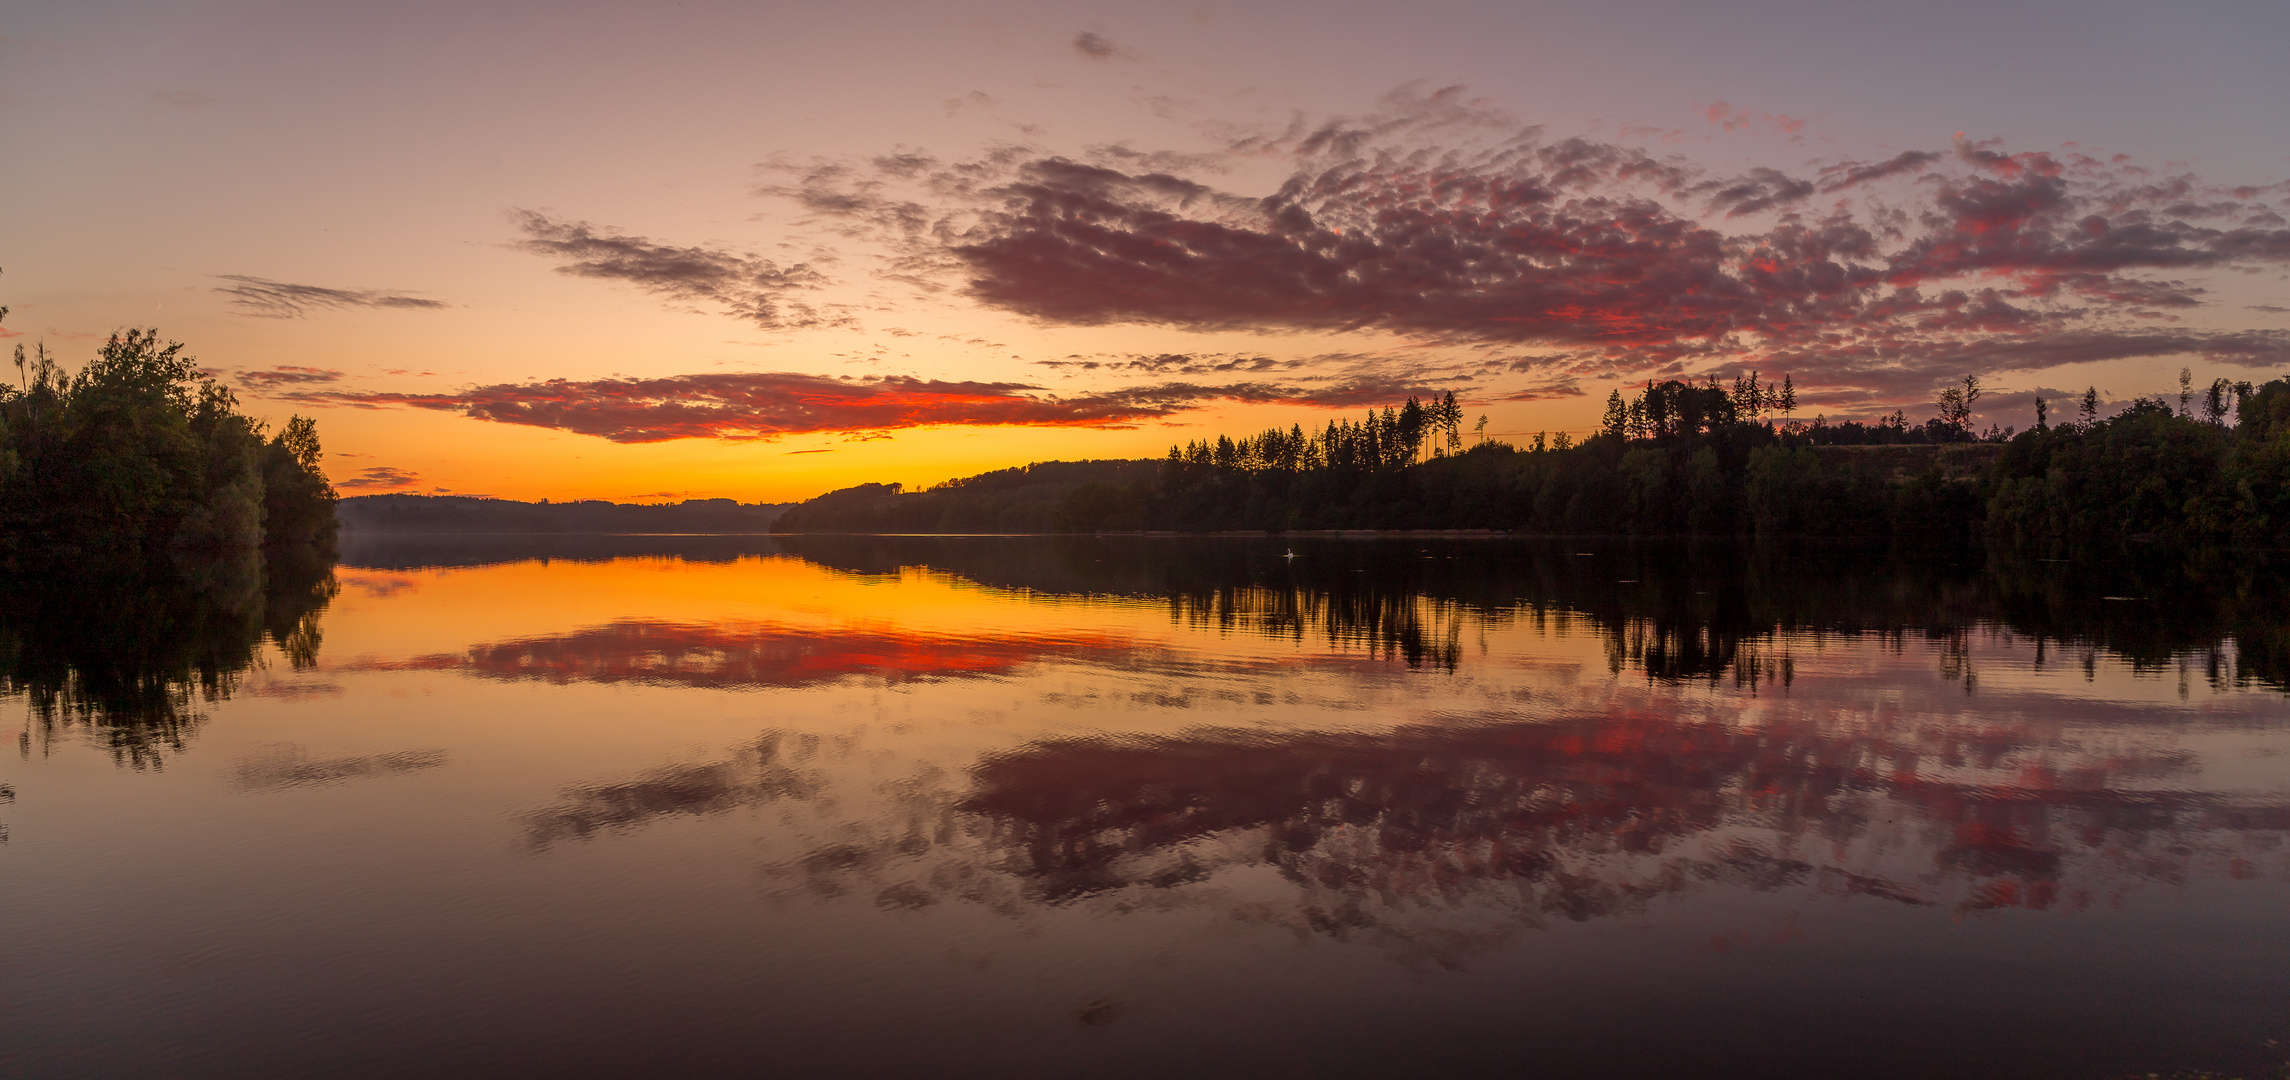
[{"left": 1602, "top": 390, "right": 1628, "bottom": 441}]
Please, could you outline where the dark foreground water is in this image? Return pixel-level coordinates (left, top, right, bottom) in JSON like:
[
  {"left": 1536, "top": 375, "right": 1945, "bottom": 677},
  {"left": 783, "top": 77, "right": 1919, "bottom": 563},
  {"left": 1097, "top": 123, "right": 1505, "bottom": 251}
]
[{"left": 5, "top": 536, "right": 2289, "bottom": 1079}]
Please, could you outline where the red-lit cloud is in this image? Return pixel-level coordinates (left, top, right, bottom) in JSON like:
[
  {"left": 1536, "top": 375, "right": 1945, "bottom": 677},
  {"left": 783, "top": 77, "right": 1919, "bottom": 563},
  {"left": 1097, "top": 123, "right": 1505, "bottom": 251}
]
[
  {"left": 276, "top": 371, "right": 1459, "bottom": 443},
  {"left": 936, "top": 152, "right": 2289, "bottom": 372},
  {"left": 764, "top": 94, "right": 2290, "bottom": 407}
]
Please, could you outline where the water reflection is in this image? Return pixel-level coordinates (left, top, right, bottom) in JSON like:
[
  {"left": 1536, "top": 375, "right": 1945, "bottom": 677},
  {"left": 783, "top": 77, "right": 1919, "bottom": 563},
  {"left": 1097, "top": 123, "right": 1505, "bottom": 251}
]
[
  {"left": 337, "top": 619, "right": 1155, "bottom": 689},
  {"left": 11, "top": 536, "right": 2290, "bottom": 1078},
  {"left": 952, "top": 714, "right": 2281, "bottom": 920},
  {"left": 230, "top": 744, "right": 447, "bottom": 792},
  {"left": 3, "top": 562, "right": 339, "bottom": 766},
  {"left": 524, "top": 732, "right": 827, "bottom": 847},
  {"left": 524, "top": 697, "right": 2288, "bottom": 960},
  {"left": 338, "top": 531, "right": 783, "bottom": 571},
  {"left": 770, "top": 536, "right": 2289, "bottom": 689}
]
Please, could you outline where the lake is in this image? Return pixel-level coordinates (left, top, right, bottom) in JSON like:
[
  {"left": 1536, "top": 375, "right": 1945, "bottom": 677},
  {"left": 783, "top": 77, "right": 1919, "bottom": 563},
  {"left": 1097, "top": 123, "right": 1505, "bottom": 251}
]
[{"left": 4, "top": 536, "right": 2288, "bottom": 1079}]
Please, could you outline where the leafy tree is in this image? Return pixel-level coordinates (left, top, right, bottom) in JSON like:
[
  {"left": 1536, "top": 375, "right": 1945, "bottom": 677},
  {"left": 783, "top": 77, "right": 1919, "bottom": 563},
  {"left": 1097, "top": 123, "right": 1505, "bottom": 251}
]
[
  {"left": 1934, "top": 374, "right": 1982, "bottom": 440},
  {"left": 0, "top": 326, "right": 338, "bottom": 580}
]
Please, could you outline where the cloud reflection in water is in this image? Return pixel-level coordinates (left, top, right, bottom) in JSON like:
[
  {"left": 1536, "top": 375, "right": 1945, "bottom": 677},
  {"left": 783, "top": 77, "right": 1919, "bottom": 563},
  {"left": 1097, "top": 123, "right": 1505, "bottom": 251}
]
[
  {"left": 522, "top": 702, "right": 2290, "bottom": 965},
  {"left": 333, "top": 619, "right": 1157, "bottom": 689}
]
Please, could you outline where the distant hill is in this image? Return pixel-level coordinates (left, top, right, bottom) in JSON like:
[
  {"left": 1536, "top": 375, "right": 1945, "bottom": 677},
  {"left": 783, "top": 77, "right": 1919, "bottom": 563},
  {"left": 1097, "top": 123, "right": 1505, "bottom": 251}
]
[
  {"left": 338, "top": 494, "right": 790, "bottom": 534},
  {"left": 770, "top": 459, "right": 1159, "bottom": 533}
]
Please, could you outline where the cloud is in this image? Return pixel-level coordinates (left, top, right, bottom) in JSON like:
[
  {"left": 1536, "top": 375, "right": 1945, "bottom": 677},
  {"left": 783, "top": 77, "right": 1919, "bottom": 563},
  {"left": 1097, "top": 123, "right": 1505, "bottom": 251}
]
[
  {"left": 775, "top": 95, "right": 2290, "bottom": 407},
  {"left": 1703, "top": 101, "right": 1807, "bottom": 137},
  {"left": 336, "top": 466, "right": 421, "bottom": 489},
  {"left": 1270, "top": 374, "right": 1473, "bottom": 408},
  {"left": 1496, "top": 380, "right": 1586, "bottom": 401},
  {"left": 1699, "top": 166, "right": 1815, "bottom": 218},
  {"left": 235, "top": 365, "right": 343, "bottom": 390},
  {"left": 508, "top": 210, "right": 848, "bottom": 330},
  {"left": 1034, "top": 352, "right": 1306, "bottom": 376},
  {"left": 1072, "top": 31, "right": 1121, "bottom": 60},
  {"left": 216, "top": 275, "right": 446, "bottom": 318},
  {"left": 1817, "top": 150, "right": 1943, "bottom": 192},
  {"left": 941, "top": 150, "right": 2290, "bottom": 380},
  {"left": 282, "top": 368, "right": 1472, "bottom": 443}
]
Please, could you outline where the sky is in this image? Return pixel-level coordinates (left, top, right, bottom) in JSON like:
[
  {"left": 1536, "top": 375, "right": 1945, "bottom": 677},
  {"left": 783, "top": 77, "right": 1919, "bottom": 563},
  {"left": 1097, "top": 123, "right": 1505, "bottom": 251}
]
[{"left": 4, "top": 0, "right": 2288, "bottom": 503}]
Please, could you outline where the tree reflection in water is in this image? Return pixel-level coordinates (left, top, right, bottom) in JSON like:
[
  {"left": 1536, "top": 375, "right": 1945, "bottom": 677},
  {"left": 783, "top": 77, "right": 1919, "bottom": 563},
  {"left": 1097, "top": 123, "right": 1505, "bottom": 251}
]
[
  {"left": 773, "top": 534, "right": 2290, "bottom": 691},
  {"left": 1, "top": 558, "right": 339, "bottom": 767}
]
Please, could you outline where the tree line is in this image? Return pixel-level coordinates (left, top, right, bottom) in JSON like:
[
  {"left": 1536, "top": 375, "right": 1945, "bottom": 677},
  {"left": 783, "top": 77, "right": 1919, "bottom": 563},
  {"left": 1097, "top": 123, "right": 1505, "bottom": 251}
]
[
  {"left": 776, "top": 372, "right": 2290, "bottom": 543},
  {"left": 0, "top": 318, "right": 340, "bottom": 583},
  {"left": 767, "top": 534, "right": 2288, "bottom": 692}
]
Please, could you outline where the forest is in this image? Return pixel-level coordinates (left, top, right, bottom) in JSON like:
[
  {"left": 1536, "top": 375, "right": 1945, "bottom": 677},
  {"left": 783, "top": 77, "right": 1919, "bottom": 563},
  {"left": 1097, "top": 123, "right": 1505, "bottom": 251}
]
[
  {"left": 0, "top": 326, "right": 340, "bottom": 584},
  {"left": 774, "top": 374, "right": 2290, "bottom": 544}
]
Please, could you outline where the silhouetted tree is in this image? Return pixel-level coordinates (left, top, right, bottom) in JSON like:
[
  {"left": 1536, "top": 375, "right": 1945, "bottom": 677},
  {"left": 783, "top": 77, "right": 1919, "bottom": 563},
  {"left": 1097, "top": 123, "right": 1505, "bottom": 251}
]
[{"left": 0, "top": 324, "right": 338, "bottom": 578}]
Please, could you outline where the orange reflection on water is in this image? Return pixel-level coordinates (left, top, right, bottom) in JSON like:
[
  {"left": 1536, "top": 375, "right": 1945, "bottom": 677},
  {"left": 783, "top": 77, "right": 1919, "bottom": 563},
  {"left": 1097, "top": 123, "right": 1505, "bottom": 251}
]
[{"left": 324, "top": 555, "right": 1205, "bottom": 666}]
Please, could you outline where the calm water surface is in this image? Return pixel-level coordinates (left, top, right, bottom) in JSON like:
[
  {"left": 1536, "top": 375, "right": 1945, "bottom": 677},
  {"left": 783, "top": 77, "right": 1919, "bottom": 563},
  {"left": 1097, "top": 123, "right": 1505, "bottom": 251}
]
[{"left": 5, "top": 537, "right": 2289, "bottom": 1079}]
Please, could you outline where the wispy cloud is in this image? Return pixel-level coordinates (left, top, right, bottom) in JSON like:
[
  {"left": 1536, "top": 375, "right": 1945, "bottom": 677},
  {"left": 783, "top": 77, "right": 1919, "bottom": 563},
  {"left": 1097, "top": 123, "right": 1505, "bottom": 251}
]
[
  {"left": 217, "top": 276, "right": 446, "bottom": 319},
  {"left": 1072, "top": 31, "right": 1127, "bottom": 61},
  {"left": 235, "top": 365, "right": 343, "bottom": 390},
  {"left": 335, "top": 466, "right": 421, "bottom": 490},
  {"left": 1035, "top": 352, "right": 1307, "bottom": 376},
  {"left": 509, "top": 210, "right": 850, "bottom": 330},
  {"left": 1496, "top": 380, "right": 1586, "bottom": 402}
]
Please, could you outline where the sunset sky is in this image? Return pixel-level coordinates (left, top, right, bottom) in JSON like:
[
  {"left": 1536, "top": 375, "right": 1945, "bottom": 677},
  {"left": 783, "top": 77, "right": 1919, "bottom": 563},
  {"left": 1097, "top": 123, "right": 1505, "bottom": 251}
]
[{"left": 5, "top": 0, "right": 2287, "bottom": 503}]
